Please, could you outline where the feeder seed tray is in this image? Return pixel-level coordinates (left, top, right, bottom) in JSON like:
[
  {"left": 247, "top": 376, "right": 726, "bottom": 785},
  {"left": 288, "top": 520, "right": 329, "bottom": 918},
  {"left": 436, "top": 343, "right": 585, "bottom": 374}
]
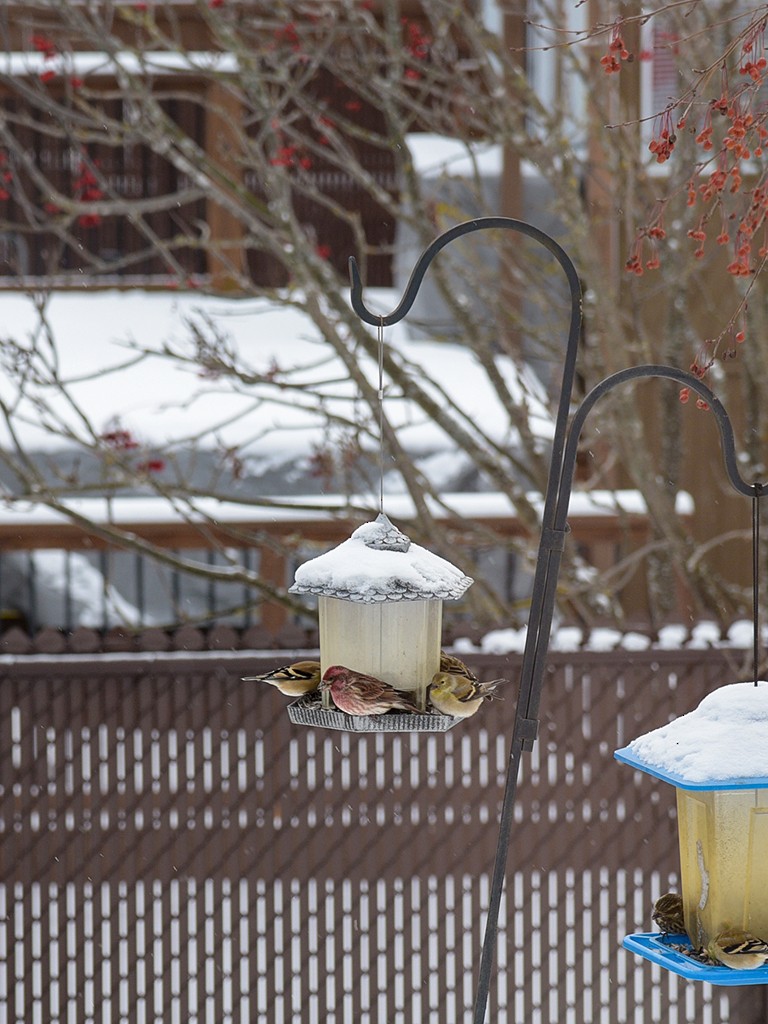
[
  {"left": 287, "top": 693, "right": 461, "bottom": 733},
  {"left": 623, "top": 933, "right": 768, "bottom": 985}
]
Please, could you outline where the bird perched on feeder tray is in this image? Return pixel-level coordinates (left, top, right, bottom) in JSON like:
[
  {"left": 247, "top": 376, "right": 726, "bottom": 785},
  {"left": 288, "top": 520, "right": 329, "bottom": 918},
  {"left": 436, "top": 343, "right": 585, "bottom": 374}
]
[
  {"left": 706, "top": 930, "right": 768, "bottom": 970},
  {"left": 651, "top": 892, "right": 686, "bottom": 936},
  {"left": 242, "top": 660, "right": 321, "bottom": 696},
  {"left": 428, "top": 670, "right": 504, "bottom": 719},
  {"left": 322, "top": 665, "right": 422, "bottom": 716},
  {"left": 439, "top": 650, "right": 478, "bottom": 681}
]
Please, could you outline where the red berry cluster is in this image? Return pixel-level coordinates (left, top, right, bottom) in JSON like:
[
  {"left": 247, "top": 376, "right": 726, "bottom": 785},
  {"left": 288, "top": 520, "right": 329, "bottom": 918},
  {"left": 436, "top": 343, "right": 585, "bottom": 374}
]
[
  {"left": 74, "top": 158, "right": 104, "bottom": 228},
  {"left": 100, "top": 427, "right": 166, "bottom": 475},
  {"left": 101, "top": 429, "right": 139, "bottom": 451},
  {"left": 648, "top": 110, "right": 678, "bottom": 164},
  {"left": 402, "top": 18, "right": 430, "bottom": 81},
  {"left": 600, "top": 23, "right": 632, "bottom": 74},
  {"left": 740, "top": 17, "right": 767, "bottom": 81},
  {"left": 629, "top": 17, "right": 768, "bottom": 284}
]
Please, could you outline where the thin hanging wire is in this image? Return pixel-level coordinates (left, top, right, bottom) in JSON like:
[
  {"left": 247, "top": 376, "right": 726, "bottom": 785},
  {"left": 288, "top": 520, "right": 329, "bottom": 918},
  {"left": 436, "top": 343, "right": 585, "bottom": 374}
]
[
  {"left": 377, "top": 316, "right": 385, "bottom": 514},
  {"left": 753, "top": 483, "right": 762, "bottom": 685}
]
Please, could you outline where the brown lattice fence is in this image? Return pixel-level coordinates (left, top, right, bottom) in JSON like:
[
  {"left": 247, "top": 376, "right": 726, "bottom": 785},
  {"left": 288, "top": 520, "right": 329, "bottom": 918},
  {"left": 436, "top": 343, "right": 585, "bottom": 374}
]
[{"left": 0, "top": 646, "right": 765, "bottom": 1023}]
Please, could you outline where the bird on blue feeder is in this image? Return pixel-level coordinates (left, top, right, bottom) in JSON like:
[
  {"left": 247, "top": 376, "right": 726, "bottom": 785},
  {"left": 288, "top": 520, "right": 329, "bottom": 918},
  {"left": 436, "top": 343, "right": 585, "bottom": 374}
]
[{"left": 615, "top": 680, "right": 768, "bottom": 984}]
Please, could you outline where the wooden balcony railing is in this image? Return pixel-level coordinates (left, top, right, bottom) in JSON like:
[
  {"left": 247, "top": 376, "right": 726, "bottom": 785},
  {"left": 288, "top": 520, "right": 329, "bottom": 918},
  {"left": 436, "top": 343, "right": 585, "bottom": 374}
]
[{"left": 0, "top": 491, "right": 694, "bottom": 641}]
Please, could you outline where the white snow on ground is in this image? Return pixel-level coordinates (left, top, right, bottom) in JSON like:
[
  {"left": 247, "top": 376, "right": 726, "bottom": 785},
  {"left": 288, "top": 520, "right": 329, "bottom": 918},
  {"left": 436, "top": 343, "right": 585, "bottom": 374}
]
[
  {"left": 403, "top": 131, "right": 542, "bottom": 181},
  {"left": 403, "top": 132, "right": 504, "bottom": 179},
  {"left": 472, "top": 619, "right": 762, "bottom": 655},
  {"left": 0, "top": 549, "right": 150, "bottom": 628}
]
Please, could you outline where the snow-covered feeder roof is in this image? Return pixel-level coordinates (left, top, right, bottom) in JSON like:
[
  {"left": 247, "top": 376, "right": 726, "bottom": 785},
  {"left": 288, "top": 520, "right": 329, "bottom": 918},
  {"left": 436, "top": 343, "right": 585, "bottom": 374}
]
[
  {"left": 614, "top": 681, "right": 768, "bottom": 790},
  {"left": 289, "top": 513, "right": 473, "bottom": 603}
]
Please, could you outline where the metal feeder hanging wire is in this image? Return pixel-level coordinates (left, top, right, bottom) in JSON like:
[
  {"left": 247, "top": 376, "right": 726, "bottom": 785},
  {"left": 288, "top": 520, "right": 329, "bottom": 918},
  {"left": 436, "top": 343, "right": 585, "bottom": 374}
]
[{"left": 347, "top": 216, "right": 768, "bottom": 1017}]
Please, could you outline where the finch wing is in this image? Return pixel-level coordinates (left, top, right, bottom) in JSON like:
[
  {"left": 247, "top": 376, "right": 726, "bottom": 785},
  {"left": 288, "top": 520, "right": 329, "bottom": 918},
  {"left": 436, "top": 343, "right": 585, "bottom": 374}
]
[
  {"left": 719, "top": 934, "right": 768, "bottom": 956},
  {"left": 476, "top": 678, "right": 505, "bottom": 700},
  {"left": 452, "top": 676, "right": 477, "bottom": 701},
  {"left": 439, "top": 652, "right": 478, "bottom": 681},
  {"left": 349, "top": 671, "right": 400, "bottom": 700}
]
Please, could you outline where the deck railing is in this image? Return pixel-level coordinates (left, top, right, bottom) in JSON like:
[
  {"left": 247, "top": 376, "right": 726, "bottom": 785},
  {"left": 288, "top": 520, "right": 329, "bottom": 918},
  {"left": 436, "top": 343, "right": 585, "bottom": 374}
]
[{"left": 0, "top": 493, "right": 688, "bottom": 636}]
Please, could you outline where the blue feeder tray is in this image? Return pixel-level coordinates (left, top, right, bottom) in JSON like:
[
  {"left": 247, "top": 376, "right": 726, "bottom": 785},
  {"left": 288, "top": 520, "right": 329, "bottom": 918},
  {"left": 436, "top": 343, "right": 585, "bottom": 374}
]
[{"left": 623, "top": 933, "right": 768, "bottom": 985}]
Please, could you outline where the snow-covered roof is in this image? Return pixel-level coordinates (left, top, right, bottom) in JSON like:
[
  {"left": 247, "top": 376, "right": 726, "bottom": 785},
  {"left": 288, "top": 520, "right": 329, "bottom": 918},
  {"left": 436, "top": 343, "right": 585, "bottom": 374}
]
[
  {"left": 0, "top": 488, "right": 694, "bottom": 529},
  {"left": 0, "top": 289, "right": 553, "bottom": 472},
  {"left": 289, "top": 513, "right": 473, "bottom": 603},
  {"left": 404, "top": 132, "right": 537, "bottom": 180},
  {"left": 404, "top": 132, "right": 504, "bottom": 179},
  {"left": 614, "top": 681, "right": 768, "bottom": 789},
  {"left": 0, "top": 49, "right": 239, "bottom": 77}
]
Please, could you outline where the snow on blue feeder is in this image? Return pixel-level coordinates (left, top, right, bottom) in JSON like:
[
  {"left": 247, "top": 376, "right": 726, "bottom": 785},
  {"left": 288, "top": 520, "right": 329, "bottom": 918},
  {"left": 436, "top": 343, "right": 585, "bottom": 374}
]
[
  {"left": 615, "top": 680, "right": 768, "bottom": 984},
  {"left": 286, "top": 512, "right": 473, "bottom": 733}
]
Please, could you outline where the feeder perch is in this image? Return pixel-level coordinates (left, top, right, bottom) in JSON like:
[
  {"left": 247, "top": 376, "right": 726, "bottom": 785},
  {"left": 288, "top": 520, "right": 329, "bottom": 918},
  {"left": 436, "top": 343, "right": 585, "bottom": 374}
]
[
  {"left": 286, "top": 512, "right": 473, "bottom": 732},
  {"left": 615, "top": 680, "right": 768, "bottom": 984}
]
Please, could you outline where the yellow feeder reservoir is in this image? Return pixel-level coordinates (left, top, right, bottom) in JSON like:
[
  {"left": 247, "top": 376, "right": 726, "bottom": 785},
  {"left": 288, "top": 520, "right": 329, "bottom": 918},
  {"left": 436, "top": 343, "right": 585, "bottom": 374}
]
[
  {"left": 286, "top": 513, "right": 473, "bottom": 733},
  {"left": 615, "top": 680, "right": 768, "bottom": 985}
]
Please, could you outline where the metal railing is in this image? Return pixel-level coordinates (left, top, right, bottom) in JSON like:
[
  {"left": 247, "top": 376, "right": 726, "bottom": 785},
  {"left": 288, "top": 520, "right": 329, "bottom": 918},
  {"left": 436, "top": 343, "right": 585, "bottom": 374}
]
[{"left": 0, "top": 496, "right": 681, "bottom": 637}]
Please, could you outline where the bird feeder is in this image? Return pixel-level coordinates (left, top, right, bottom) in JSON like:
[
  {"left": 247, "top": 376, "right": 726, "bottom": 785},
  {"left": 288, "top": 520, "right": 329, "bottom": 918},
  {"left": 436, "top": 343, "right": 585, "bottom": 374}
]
[
  {"left": 615, "top": 680, "right": 768, "bottom": 984},
  {"left": 286, "top": 512, "right": 473, "bottom": 733}
]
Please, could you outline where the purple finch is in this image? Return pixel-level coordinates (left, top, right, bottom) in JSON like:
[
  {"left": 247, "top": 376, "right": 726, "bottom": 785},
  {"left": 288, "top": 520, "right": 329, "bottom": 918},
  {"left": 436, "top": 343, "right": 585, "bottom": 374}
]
[
  {"left": 243, "top": 660, "right": 321, "bottom": 696},
  {"left": 428, "top": 671, "right": 503, "bottom": 718},
  {"left": 322, "top": 665, "right": 421, "bottom": 716}
]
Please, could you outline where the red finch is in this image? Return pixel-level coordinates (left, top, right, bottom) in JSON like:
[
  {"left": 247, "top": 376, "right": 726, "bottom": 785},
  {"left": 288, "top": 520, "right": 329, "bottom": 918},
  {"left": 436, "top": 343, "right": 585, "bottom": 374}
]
[
  {"left": 428, "top": 671, "right": 503, "bottom": 718},
  {"left": 707, "top": 930, "right": 768, "bottom": 970},
  {"left": 651, "top": 892, "right": 686, "bottom": 936},
  {"left": 243, "top": 660, "right": 321, "bottom": 696},
  {"left": 322, "top": 665, "right": 421, "bottom": 716}
]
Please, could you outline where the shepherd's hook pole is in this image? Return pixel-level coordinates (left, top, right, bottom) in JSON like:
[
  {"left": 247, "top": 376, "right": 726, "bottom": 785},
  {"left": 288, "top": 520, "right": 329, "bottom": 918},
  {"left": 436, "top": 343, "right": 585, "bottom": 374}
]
[{"left": 350, "top": 219, "right": 762, "bottom": 1023}]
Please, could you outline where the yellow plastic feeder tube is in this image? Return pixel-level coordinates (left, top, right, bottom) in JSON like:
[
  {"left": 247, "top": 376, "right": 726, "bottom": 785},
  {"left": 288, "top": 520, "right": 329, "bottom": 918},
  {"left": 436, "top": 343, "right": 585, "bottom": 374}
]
[
  {"left": 676, "top": 785, "right": 768, "bottom": 949},
  {"left": 615, "top": 680, "right": 768, "bottom": 953}
]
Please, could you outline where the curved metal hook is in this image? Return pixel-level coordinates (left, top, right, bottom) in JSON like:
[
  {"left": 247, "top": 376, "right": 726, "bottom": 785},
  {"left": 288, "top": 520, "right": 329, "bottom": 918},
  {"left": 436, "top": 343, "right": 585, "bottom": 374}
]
[
  {"left": 349, "top": 215, "right": 582, "bottom": 326},
  {"left": 561, "top": 365, "right": 762, "bottom": 507},
  {"left": 515, "top": 363, "right": 762, "bottom": 757},
  {"left": 350, "top": 214, "right": 583, "bottom": 539},
  {"left": 473, "top": 363, "right": 761, "bottom": 1024}
]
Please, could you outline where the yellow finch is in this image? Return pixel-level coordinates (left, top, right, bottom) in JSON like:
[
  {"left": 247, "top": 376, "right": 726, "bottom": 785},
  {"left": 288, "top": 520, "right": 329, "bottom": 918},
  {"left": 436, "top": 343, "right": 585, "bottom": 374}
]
[
  {"left": 707, "top": 930, "right": 768, "bottom": 970},
  {"left": 242, "top": 660, "right": 321, "bottom": 696},
  {"left": 321, "top": 665, "right": 421, "bottom": 715},
  {"left": 428, "top": 671, "right": 503, "bottom": 718},
  {"left": 651, "top": 892, "right": 686, "bottom": 936}
]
